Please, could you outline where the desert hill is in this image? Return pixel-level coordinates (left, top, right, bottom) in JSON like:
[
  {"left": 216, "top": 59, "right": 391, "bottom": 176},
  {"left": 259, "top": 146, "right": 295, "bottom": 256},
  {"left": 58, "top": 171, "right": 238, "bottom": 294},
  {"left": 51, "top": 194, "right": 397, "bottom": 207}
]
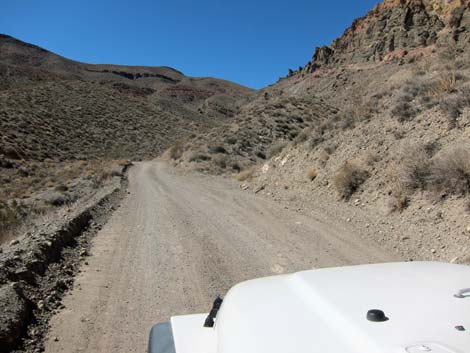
[
  {"left": 0, "top": 34, "right": 252, "bottom": 241},
  {"left": 0, "top": 34, "right": 252, "bottom": 161}
]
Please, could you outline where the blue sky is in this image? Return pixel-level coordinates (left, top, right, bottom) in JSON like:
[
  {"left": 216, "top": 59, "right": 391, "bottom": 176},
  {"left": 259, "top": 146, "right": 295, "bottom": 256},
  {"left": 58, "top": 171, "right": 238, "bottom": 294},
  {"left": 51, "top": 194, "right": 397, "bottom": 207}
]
[{"left": 1, "top": 0, "right": 380, "bottom": 89}]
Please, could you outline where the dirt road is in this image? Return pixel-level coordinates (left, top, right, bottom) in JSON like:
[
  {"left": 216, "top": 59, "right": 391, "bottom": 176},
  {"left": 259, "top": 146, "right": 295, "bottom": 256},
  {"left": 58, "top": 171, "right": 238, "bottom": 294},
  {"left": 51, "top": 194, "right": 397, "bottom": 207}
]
[{"left": 44, "top": 161, "right": 396, "bottom": 353}]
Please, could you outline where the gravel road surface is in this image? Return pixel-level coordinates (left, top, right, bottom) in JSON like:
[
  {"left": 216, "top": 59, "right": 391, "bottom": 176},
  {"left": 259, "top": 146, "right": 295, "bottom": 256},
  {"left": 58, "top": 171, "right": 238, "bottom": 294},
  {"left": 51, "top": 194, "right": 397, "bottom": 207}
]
[{"left": 44, "top": 161, "right": 396, "bottom": 353}]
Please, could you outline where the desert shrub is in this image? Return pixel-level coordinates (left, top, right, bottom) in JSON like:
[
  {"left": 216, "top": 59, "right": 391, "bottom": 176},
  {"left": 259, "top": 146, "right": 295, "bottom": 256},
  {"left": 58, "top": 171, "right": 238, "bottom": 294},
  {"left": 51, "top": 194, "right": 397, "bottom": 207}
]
[
  {"left": 430, "top": 71, "right": 457, "bottom": 96},
  {"left": 54, "top": 184, "right": 69, "bottom": 192},
  {"left": 0, "top": 200, "right": 22, "bottom": 242},
  {"left": 255, "top": 150, "right": 266, "bottom": 159},
  {"left": 338, "top": 111, "right": 356, "bottom": 130},
  {"left": 363, "top": 151, "right": 381, "bottom": 166},
  {"left": 293, "top": 128, "right": 312, "bottom": 145},
  {"left": 306, "top": 167, "right": 317, "bottom": 181},
  {"left": 188, "top": 152, "right": 211, "bottom": 162},
  {"left": 428, "top": 147, "right": 470, "bottom": 195},
  {"left": 208, "top": 145, "right": 227, "bottom": 154},
  {"left": 169, "top": 142, "right": 184, "bottom": 160},
  {"left": 267, "top": 140, "right": 287, "bottom": 158},
  {"left": 236, "top": 166, "right": 256, "bottom": 182},
  {"left": 213, "top": 154, "right": 228, "bottom": 169},
  {"left": 333, "top": 161, "right": 369, "bottom": 199},
  {"left": 318, "top": 150, "right": 330, "bottom": 167},
  {"left": 324, "top": 144, "right": 337, "bottom": 155},
  {"left": 46, "top": 180, "right": 57, "bottom": 188},
  {"left": 439, "top": 85, "right": 470, "bottom": 128},
  {"left": 398, "top": 143, "right": 435, "bottom": 191},
  {"left": 440, "top": 94, "right": 464, "bottom": 127},
  {"left": 388, "top": 187, "right": 409, "bottom": 213},
  {"left": 308, "top": 130, "right": 324, "bottom": 149},
  {"left": 391, "top": 96, "right": 417, "bottom": 122}
]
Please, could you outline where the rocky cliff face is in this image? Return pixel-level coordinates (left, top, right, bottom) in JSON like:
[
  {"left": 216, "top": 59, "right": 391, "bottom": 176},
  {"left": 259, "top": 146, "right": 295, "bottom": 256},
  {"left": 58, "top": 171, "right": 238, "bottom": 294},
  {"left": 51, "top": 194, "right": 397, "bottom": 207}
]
[{"left": 302, "top": 0, "right": 470, "bottom": 72}]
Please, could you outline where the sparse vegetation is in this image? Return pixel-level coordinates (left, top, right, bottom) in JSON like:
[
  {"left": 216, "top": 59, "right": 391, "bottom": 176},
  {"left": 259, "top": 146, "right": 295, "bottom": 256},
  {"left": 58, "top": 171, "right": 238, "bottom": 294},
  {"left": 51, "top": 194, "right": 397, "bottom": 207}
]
[
  {"left": 333, "top": 161, "right": 369, "bottom": 199},
  {"left": 268, "top": 140, "right": 288, "bottom": 158}
]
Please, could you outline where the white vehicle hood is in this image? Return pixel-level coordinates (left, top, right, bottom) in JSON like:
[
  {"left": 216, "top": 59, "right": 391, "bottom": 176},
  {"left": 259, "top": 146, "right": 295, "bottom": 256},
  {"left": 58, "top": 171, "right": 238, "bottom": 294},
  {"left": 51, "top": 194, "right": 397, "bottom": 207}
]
[{"left": 171, "top": 262, "right": 470, "bottom": 353}]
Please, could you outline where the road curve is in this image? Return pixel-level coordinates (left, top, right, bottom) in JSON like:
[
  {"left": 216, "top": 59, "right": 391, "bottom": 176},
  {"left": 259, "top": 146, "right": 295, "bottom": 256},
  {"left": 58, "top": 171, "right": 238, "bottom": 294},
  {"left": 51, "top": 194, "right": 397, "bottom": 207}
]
[{"left": 44, "top": 161, "right": 396, "bottom": 353}]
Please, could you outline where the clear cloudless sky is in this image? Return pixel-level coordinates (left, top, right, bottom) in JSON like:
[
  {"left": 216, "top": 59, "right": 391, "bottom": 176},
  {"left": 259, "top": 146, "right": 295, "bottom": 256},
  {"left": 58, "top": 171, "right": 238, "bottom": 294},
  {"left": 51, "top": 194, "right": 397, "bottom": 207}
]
[{"left": 1, "top": 0, "right": 380, "bottom": 89}]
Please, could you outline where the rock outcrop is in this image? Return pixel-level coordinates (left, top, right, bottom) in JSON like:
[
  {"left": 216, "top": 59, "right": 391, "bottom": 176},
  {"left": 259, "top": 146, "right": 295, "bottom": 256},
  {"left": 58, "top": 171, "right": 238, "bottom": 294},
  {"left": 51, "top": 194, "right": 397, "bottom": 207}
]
[{"left": 302, "top": 0, "right": 470, "bottom": 72}]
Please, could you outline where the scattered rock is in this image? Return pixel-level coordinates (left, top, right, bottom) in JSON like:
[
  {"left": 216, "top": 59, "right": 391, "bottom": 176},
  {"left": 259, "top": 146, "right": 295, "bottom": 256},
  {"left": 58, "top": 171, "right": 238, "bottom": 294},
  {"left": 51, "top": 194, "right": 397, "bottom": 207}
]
[{"left": 254, "top": 185, "right": 265, "bottom": 194}]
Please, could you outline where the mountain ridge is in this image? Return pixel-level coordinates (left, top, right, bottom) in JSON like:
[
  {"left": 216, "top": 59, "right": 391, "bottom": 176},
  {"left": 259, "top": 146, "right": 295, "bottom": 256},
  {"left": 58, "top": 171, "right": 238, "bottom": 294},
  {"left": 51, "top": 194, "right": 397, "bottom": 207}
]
[{"left": 296, "top": 0, "right": 469, "bottom": 74}]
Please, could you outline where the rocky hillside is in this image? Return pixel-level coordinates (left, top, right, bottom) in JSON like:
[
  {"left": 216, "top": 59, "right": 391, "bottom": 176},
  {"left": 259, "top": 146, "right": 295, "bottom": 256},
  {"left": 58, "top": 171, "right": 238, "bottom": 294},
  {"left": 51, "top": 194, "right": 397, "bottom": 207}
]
[
  {"left": 176, "top": 0, "right": 470, "bottom": 264},
  {"left": 300, "top": 0, "right": 469, "bottom": 71}
]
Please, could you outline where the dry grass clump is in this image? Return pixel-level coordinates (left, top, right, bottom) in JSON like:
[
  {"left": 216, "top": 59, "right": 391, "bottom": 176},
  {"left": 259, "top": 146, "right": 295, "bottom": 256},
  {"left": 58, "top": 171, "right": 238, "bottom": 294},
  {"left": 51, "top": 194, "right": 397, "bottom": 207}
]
[
  {"left": 428, "top": 147, "right": 470, "bottom": 195},
  {"left": 267, "top": 140, "right": 287, "bottom": 158},
  {"left": 430, "top": 71, "right": 458, "bottom": 96},
  {"left": 439, "top": 84, "right": 470, "bottom": 127},
  {"left": 236, "top": 166, "right": 257, "bottom": 182},
  {"left": 333, "top": 161, "right": 369, "bottom": 199},
  {"left": 213, "top": 154, "right": 229, "bottom": 169},
  {"left": 388, "top": 183, "right": 410, "bottom": 213},
  {"left": 306, "top": 167, "right": 317, "bottom": 181},
  {"left": 168, "top": 141, "right": 184, "bottom": 160},
  {"left": 307, "top": 129, "right": 324, "bottom": 149},
  {"left": 318, "top": 149, "right": 330, "bottom": 163},
  {"left": 363, "top": 151, "right": 381, "bottom": 166},
  {"left": 391, "top": 95, "right": 417, "bottom": 122},
  {"left": 398, "top": 144, "right": 434, "bottom": 190},
  {"left": 0, "top": 200, "right": 22, "bottom": 243},
  {"left": 293, "top": 128, "right": 312, "bottom": 145},
  {"left": 188, "top": 152, "right": 211, "bottom": 162}
]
